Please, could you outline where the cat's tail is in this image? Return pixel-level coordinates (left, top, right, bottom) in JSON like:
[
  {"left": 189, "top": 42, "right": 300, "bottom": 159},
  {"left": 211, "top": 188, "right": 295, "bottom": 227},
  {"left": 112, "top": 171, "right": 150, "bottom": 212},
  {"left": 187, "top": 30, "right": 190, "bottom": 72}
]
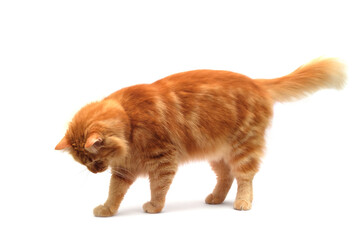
[{"left": 254, "top": 58, "right": 347, "bottom": 102}]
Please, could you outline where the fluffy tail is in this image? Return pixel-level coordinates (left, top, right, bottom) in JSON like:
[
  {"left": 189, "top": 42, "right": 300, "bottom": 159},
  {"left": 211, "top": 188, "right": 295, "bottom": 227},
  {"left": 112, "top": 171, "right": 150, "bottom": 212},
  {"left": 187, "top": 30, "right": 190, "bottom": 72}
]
[{"left": 255, "top": 58, "right": 347, "bottom": 102}]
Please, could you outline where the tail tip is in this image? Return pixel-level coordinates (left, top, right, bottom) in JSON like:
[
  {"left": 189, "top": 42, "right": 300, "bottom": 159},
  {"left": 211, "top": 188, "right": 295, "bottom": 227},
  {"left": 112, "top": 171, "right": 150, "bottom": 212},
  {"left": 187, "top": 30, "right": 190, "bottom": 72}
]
[{"left": 313, "top": 57, "right": 347, "bottom": 90}]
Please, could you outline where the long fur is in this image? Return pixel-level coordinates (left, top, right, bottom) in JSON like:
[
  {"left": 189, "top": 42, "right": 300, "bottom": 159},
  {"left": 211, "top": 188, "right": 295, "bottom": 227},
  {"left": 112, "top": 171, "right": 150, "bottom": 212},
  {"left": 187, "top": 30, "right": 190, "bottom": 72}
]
[
  {"left": 255, "top": 58, "right": 346, "bottom": 102},
  {"left": 55, "top": 57, "right": 346, "bottom": 216}
]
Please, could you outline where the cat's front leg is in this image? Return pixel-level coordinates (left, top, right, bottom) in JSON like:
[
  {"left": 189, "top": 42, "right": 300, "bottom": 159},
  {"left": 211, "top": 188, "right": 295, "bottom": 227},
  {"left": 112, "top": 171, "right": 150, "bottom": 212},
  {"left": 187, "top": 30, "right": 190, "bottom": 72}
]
[
  {"left": 143, "top": 162, "right": 178, "bottom": 213},
  {"left": 93, "top": 174, "right": 134, "bottom": 217}
]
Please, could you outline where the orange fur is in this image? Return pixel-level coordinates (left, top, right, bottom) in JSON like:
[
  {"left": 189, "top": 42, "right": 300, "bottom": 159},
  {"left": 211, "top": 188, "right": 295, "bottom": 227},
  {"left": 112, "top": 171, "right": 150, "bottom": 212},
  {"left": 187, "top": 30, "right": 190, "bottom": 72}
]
[{"left": 55, "top": 58, "right": 346, "bottom": 216}]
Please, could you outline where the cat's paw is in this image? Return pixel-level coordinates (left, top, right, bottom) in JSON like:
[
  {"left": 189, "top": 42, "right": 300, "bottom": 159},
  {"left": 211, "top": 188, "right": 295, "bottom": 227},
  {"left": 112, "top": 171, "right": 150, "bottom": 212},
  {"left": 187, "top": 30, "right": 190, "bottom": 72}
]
[
  {"left": 93, "top": 205, "right": 116, "bottom": 217},
  {"left": 233, "top": 199, "right": 252, "bottom": 211},
  {"left": 142, "top": 201, "right": 163, "bottom": 214},
  {"left": 205, "top": 193, "right": 225, "bottom": 204}
]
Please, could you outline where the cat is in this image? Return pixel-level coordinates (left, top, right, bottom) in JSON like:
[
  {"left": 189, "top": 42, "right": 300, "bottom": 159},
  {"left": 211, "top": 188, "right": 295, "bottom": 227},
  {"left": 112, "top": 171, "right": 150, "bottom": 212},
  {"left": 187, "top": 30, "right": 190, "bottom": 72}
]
[{"left": 55, "top": 58, "right": 346, "bottom": 217}]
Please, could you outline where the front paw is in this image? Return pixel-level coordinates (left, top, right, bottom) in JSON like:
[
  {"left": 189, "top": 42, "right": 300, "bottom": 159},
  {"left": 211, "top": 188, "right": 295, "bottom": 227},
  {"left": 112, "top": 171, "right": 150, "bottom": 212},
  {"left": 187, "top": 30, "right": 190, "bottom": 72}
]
[{"left": 93, "top": 205, "right": 116, "bottom": 217}]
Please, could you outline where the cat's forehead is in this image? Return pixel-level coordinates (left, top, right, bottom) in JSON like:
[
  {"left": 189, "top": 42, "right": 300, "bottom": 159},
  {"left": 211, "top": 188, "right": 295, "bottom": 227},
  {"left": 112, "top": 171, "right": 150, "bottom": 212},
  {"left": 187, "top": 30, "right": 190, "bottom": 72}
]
[
  {"left": 71, "top": 141, "right": 85, "bottom": 151},
  {"left": 70, "top": 141, "right": 94, "bottom": 162},
  {"left": 67, "top": 124, "right": 87, "bottom": 147},
  {"left": 66, "top": 132, "right": 86, "bottom": 153},
  {"left": 69, "top": 136, "right": 95, "bottom": 156}
]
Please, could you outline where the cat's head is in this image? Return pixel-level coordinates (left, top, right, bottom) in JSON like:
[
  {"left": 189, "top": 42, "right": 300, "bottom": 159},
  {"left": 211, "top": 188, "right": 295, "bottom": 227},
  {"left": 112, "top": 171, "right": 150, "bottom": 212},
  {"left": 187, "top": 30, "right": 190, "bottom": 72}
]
[{"left": 55, "top": 100, "right": 130, "bottom": 173}]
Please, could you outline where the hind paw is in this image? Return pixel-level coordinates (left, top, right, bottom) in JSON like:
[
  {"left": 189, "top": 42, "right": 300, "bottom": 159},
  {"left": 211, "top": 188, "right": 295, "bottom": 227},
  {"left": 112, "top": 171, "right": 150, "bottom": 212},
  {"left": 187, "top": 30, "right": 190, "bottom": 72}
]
[
  {"left": 205, "top": 193, "right": 225, "bottom": 204},
  {"left": 233, "top": 199, "right": 252, "bottom": 211}
]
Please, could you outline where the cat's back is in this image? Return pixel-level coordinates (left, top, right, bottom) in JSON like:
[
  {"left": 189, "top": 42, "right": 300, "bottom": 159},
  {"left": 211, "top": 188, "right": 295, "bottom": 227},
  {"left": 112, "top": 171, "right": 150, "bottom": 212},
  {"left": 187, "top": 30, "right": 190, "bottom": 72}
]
[
  {"left": 107, "top": 69, "right": 270, "bottom": 117},
  {"left": 108, "top": 69, "right": 264, "bottom": 101},
  {"left": 153, "top": 69, "right": 256, "bottom": 90}
]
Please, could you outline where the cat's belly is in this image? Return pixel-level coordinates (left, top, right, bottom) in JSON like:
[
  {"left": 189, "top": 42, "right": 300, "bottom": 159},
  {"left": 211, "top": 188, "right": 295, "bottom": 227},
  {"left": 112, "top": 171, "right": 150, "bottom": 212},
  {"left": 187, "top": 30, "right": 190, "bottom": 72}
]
[{"left": 179, "top": 142, "right": 233, "bottom": 163}]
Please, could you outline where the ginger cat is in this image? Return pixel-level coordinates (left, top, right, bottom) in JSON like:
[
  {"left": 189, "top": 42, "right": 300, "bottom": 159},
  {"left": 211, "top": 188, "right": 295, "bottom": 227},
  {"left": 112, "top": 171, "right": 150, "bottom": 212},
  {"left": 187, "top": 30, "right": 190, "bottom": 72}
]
[{"left": 55, "top": 58, "right": 346, "bottom": 217}]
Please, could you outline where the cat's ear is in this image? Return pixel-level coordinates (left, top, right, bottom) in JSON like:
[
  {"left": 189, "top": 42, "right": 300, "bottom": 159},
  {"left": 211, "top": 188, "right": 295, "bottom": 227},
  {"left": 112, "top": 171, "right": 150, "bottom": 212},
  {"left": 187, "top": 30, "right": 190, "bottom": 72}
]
[
  {"left": 55, "top": 136, "right": 71, "bottom": 150},
  {"left": 85, "top": 133, "right": 103, "bottom": 149}
]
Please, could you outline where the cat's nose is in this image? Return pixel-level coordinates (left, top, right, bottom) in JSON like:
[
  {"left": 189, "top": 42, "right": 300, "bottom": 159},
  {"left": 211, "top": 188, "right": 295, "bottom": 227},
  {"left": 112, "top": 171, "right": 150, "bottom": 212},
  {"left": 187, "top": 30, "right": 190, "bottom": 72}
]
[
  {"left": 88, "top": 166, "right": 98, "bottom": 174},
  {"left": 87, "top": 161, "right": 105, "bottom": 174},
  {"left": 93, "top": 161, "right": 107, "bottom": 172}
]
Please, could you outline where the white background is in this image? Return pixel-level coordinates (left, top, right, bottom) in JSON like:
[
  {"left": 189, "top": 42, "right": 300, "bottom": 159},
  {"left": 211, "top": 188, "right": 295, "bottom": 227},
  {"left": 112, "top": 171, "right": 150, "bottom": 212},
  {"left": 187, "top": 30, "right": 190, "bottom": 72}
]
[{"left": 1, "top": 0, "right": 359, "bottom": 239}]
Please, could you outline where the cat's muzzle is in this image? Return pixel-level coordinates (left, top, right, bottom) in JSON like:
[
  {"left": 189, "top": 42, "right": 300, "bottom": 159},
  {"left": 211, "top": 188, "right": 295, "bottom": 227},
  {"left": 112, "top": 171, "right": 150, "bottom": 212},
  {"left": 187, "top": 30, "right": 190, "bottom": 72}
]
[{"left": 87, "top": 161, "right": 108, "bottom": 174}]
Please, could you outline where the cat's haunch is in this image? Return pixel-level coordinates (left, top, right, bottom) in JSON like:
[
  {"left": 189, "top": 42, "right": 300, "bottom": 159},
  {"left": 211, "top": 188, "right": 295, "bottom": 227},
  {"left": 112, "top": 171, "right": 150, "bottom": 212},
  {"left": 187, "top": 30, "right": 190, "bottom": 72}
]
[{"left": 55, "top": 58, "right": 346, "bottom": 216}]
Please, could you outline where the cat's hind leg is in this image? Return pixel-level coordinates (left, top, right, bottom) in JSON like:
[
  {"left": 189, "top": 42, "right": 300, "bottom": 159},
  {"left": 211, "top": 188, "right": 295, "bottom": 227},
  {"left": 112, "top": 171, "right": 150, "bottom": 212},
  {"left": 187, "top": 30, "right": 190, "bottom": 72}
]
[
  {"left": 227, "top": 132, "right": 265, "bottom": 210},
  {"left": 205, "top": 159, "right": 234, "bottom": 204},
  {"left": 229, "top": 154, "right": 260, "bottom": 211}
]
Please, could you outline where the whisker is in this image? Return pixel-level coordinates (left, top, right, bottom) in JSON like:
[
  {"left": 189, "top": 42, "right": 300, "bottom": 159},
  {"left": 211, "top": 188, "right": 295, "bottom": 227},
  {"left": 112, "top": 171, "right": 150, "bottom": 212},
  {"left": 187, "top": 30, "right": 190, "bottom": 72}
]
[{"left": 109, "top": 167, "right": 136, "bottom": 182}]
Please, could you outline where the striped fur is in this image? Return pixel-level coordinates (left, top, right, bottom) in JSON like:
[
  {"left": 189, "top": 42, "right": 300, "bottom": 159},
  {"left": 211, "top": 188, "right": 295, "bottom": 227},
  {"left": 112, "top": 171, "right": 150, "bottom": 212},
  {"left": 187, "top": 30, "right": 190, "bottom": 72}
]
[{"left": 55, "top": 58, "right": 346, "bottom": 216}]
